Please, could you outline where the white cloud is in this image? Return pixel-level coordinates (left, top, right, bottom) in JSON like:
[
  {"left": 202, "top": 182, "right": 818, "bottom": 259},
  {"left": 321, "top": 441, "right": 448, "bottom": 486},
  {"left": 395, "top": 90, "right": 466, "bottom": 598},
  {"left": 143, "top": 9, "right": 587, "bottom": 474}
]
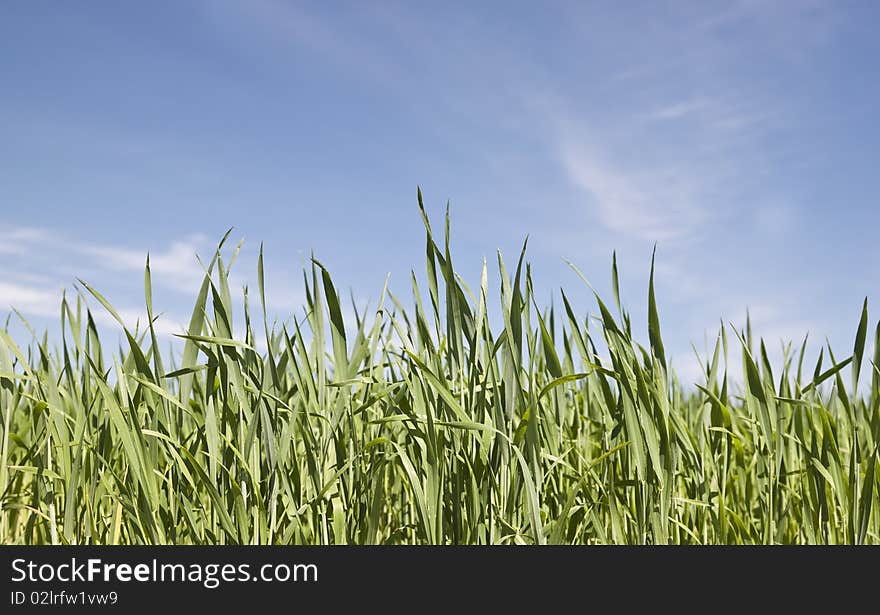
[
  {"left": 0, "top": 227, "right": 210, "bottom": 341},
  {"left": 76, "top": 234, "right": 210, "bottom": 294},
  {"left": 0, "top": 226, "right": 214, "bottom": 296},
  {"left": 205, "top": 0, "right": 400, "bottom": 87},
  {"left": 89, "top": 307, "right": 187, "bottom": 340},
  {"left": 0, "top": 225, "right": 314, "bottom": 349},
  {"left": 263, "top": 287, "right": 305, "bottom": 313},
  {"left": 0, "top": 227, "right": 53, "bottom": 255},
  {"left": 526, "top": 1, "right": 837, "bottom": 255},
  {"left": 0, "top": 279, "right": 187, "bottom": 341},
  {"left": 0, "top": 281, "right": 61, "bottom": 318},
  {"left": 644, "top": 99, "right": 711, "bottom": 121},
  {"left": 559, "top": 144, "right": 706, "bottom": 241}
]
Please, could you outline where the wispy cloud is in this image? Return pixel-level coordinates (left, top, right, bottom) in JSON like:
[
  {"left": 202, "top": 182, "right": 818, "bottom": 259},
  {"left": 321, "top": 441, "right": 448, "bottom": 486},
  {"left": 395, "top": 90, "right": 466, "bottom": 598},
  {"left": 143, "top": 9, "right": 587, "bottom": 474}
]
[
  {"left": 0, "top": 228, "right": 53, "bottom": 255},
  {"left": 643, "top": 99, "right": 711, "bottom": 122},
  {"left": 0, "top": 225, "right": 311, "bottom": 344},
  {"left": 0, "top": 281, "right": 61, "bottom": 319},
  {"left": 76, "top": 234, "right": 210, "bottom": 294},
  {"left": 559, "top": 143, "right": 707, "bottom": 241},
  {"left": 0, "top": 227, "right": 207, "bottom": 339},
  {"left": 674, "top": 296, "right": 818, "bottom": 392},
  {"left": 0, "top": 278, "right": 188, "bottom": 341},
  {"left": 544, "top": 80, "right": 779, "bottom": 243},
  {"left": 205, "top": 0, "right": 401, "bottom": 87},
  {"left": 529, "top": 2, "right": 838, "bottom": 252},
  {"left": 89, "top": 306, "right": 187, "bottom": 340}
]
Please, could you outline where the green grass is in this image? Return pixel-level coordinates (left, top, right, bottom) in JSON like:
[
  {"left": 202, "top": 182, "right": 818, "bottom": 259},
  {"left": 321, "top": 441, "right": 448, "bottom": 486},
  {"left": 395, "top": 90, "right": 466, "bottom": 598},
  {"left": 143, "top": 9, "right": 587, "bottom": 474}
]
[{"left": 1, "top": 192, "right": 878, "bottom": 544}]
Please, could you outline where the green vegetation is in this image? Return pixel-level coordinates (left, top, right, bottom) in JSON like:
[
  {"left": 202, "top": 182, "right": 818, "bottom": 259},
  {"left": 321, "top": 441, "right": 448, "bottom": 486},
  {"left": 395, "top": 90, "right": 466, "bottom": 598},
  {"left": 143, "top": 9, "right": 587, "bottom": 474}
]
[{"left": 1, "top": 193, "right": 878, "bottom": 545}]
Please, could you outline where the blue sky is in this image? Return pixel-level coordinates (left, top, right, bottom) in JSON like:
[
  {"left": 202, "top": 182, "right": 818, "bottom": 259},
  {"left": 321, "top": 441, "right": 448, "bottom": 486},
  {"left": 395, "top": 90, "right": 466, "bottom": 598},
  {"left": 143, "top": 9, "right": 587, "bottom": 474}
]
[{"left": 1, "top": 1, "right": 878, "bottom": 383}]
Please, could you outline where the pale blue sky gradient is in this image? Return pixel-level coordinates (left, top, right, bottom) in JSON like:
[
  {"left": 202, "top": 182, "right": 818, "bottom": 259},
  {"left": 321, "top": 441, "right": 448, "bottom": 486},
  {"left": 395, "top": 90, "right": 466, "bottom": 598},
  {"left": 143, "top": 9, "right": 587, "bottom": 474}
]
[{"left": 2, "top": 1, "right": 878, "bottom": 382}]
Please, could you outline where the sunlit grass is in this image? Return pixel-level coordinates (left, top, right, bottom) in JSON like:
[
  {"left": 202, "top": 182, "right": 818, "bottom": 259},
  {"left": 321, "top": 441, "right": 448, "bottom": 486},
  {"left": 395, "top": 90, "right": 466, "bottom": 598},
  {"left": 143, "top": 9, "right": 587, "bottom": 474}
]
[{"left": 1, "top": 190, "right": 878, "bottom": 544}]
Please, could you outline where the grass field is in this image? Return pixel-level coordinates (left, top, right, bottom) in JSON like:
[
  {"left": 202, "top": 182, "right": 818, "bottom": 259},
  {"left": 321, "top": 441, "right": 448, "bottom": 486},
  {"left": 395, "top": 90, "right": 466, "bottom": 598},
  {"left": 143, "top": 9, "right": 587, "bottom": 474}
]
[{"left": 2, "top": 193, "right": 878, "bottom": 545}]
